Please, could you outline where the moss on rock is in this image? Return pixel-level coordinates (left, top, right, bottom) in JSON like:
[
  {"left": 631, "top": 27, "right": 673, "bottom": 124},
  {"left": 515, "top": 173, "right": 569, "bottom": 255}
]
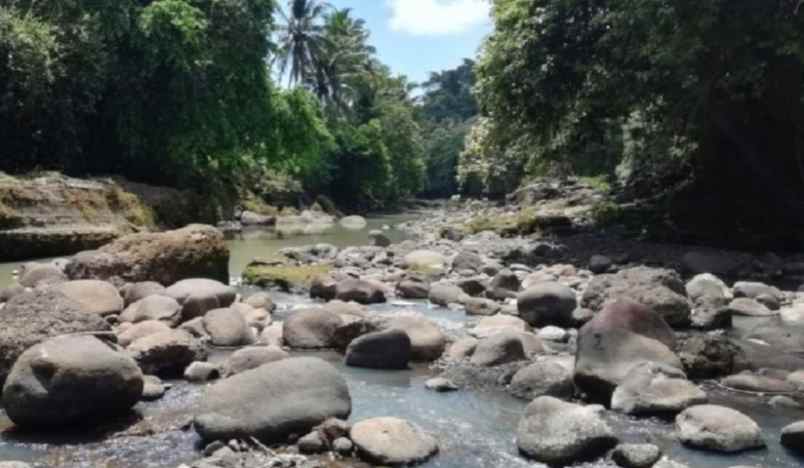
[{"left": 242, "top": 263, "right": 332, "bottom": 291}]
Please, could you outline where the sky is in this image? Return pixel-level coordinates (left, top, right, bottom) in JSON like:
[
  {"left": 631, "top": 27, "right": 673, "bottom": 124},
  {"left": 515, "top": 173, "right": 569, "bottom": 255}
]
[{"left": 328, "top": 0, "right": 492, "bottom": 84}]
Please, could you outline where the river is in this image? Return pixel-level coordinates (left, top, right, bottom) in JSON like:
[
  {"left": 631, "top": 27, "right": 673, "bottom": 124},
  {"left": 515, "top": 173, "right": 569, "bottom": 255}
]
[{"left": 0, "top": 214, "right": 803, "bottom": 467}]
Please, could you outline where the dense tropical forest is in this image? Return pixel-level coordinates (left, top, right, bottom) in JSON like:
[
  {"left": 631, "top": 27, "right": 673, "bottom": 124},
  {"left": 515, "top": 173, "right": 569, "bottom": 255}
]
[{"left": 2, "top": 0, "right": 804, "bottom": 239}]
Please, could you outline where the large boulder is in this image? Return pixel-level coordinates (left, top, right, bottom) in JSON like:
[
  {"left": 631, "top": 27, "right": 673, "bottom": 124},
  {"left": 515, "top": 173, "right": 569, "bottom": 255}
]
[
  {"left": 517, "top": 282, "right": 577, "bottom": 327},
  {"left": 675, "top": 405, "right": 764, "bottom": 453},
  {"left": 470, "top": 332, "right": 530, "bottom": 367},
  {"left": 18, "top": 263, "right": 66, "bottom": 287},
  {"left": 203, "top": 308, "right": 255, "bottom": 347},
  {"left": 117, "top": 320, "right": 172, "bottom": 347},
  {"left": 54, "top": 280, "right": 124, "bottom": 316},
  {"left": 223, "top": 346, "right": 289, "bottom": 376},
  {"left": 685, "top": 274, "right": 732, "bottom": 329},
  {"left": 194, "top": 357, "right": 351, "bottom": 443},
  {"left": 121, "top": 281, "right": 165, "bottom": 306},
  {"left": 516, "top": 397, "right": 618, "bottom": 466},
  {"left": 581, "top": 267, "right": 691, "bottom": 327},
  {"left": 2, "top": 335, "right": 143, "bottom": 428},
  {"left": 127, "top": 329, "right": 206, "bottom": 376},
  {"left": 345, "top": 329, "right": 411, "bottom": 370},
  {"left": 164, "top": 278, "right": 237, "bottom": 321},
  {"left": 574, "top": 301, "right": 681, "bottom": 402},
  {"left": 65, "top": 224, "right": 229, "bottom": 285},
  {"left": 428, "top": 282, "right": 467, "bottom": 306},
  {"left": 509, "top": 358, "right": 574, "bottom": 400},
  {"left": 0, "top": 290, "right": 110, "bottom": 385},
  {"left": 283, "top": 308, "right": 344, "bottom": 349},
  {"left": 119, "top": 294, "right": 182, "bottom": 326},
  {"left": 781, "top": 421, "right": 804, "bottom": 454},
  {"left": 611, "top": 362, "right": 707, "bottom": 415},
  {"left": 350, "top": 417, "right": 438, "bottom": 466},
  {"left": 676, "top": 334, "right": 740, "bottom": 379},
  {"left": 379, "top": 315, "right": 446, "bottom": 362},
  {"left": 334, "top": 279, "right": 386, "bottom": 304}
]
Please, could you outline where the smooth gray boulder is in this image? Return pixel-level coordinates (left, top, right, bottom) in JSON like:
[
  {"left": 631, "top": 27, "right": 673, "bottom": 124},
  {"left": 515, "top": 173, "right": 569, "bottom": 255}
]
[
  {"left": 721, "top": 372, "right": 797, "bottom": 394},
  {"left": 428, "top": 283, "right": 466, "bottom": 306},
  {"left": 574, "top": 301, "right": 681, "bottom": 402},
  {"left": 334, "top": 279, "right": 386, "bottom": 304},
  {"left": 2, "top": 335, "right": 143, "bottom": 428},
  {"left": 470, "top": 332, "right": 528, "bottom": 367},
  {"left": 127, "top": 329, "right": 207, "bottom": 376},
  {"left": 463, "top": 297, "right": 501, "bottom": 316},
  {"left": 516, "top": 396, "right": 618, "bottom": 466},
  {"left": 452, "top": 250, "right": 484, "bottom": 272},
  {"left": 121, "top": 281, "right": 165, "bottom": 307},
  {"left": 18, "top": 262, "right": 66, "bottom": 287},
  {"left": 223, "top": 346, "right": 289, "bottom": 376},
  {"left": 118, "top": 320, "right": 172, "bottom": 347},
  {"left": 194, "top": 357, "right": 351, "bottom": 443},
  {"left": 581, "top": 267, "right": 691, "bottom": 327},
  {"left": 727, "top": 298, "right": 775, "bottom": 317},
  {"left": 283, "top": 308, "right": 344, "bottom": 349},
  {"left": 380, "top": 315, "right": 446, "bottom": 361},
  {"left": 517, "top": 282, "right": 577, "bottom": 327},
  {"left": 345, "top": 329, "right": 411, "bottom": 370},
  {"left": 611, "top": 362, "right": 707, "bottom": 415},
  {"left": 611, "top": 443, "right": 662, "bottom": 468},
  {"left": 164, "top": 278, "right": 237, "bottom": 322},
  {"left": 54, "top": 280, "right": 124, "bottom": 316},
  {"left": 0, "top": 290, "right": 110, "bottom": 385},
  {"left": 340, "top": 215, "right": 367, "bottom": 230},
  {"left": 675, "top": 405, "right": 765, "bottom": 453},
  {"left": 120, "top": 294, "right": 182, "bottom": 326},
  {"left": 396, "top": 279, "right": 429, "bottom": 299},
  {"left": 203, "top": 308, "right": 254, "bottom": 347},
  {"left": 470, "top": 314, "right": 529, "bottom": 339},
  {"left": 184, "top": 361, "right": 221, "bottom": 382},
  {"left": 685, "top": 273, "right": 732, "bottom": 329},
  {"left": 509, "top": 358, "right": 574, "bottom": 400},
  {"left": 403, "top": 250, "right": 447, "bottom": 272},
  {"left": 350, "top": 417, "right": 438, "bottom": 466}
]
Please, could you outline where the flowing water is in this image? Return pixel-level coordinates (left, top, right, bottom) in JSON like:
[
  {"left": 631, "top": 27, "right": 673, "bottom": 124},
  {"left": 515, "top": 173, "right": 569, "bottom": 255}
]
[{"left": 1, "top": 214, "right": 804, "bottom": 467}]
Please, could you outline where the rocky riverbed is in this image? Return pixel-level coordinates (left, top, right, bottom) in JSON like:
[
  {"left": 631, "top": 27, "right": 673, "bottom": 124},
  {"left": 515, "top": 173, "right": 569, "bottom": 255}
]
[{"left": 1, "top": 184, "right": 804, "bottom": 468}]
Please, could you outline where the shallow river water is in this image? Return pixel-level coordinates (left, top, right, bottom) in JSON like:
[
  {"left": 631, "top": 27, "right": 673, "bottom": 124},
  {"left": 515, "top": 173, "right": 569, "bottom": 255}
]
[{"left": 1, "top": 215, "right": 803, "bottom": 467}]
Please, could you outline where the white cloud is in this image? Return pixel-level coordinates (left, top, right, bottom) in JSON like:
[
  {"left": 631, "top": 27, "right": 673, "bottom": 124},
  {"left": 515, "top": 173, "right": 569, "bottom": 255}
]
[{"left": 388, "top": 0, "right": 490, "bottom": 36}]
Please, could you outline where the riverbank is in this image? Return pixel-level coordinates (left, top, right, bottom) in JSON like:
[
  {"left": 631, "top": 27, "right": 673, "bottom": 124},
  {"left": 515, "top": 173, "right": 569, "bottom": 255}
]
[{"left": 1, "top": 182, "right": 804, "bottom": 467}]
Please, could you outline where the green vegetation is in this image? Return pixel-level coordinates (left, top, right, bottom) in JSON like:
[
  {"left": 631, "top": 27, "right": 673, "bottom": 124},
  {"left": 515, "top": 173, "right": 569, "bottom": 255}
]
[
  {"left": 462, "top": 0, "right": 804, "bottom": 236},
  {"left": 242, "top": 263, "right": 332, "bottom": 290},
  {"left": 0, "top": 0, "right": 429, "bottom": 211}
]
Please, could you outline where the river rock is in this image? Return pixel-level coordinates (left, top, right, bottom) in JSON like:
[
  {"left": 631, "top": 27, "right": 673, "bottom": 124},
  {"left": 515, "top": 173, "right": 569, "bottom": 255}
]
[
  {"left": 223, "top": 346, "right": 289, "bottom": 376},
  {"left": 611, "top": 362, "right": 707, "bottom": 415},
  {"left": 121, "top": 281, "right": 165, "bottom": 306},
  {"left": 470, "top": 314, "right": 528, "bottom": 339},
  {"left": 516, "top": 396, "right": 618, "bottom": 466},
  {"left": 194, "top": 357, "right": 351, "bottom": 443},
  {"left": 470, "top": 332, "right": 528, "bottom": 367},
  {"left": 380, "top": 315, "right": 446, "bottom": 361},
  {"left": 517, "top": 282, "right": 577, "bottom": 327},
  {"left": 127, "top": 329, "right": 207, "bottom": 376},
  {"left": 675, "top": 405, "right": 765, "bottom": 452},
  {"left": 340, "top": 215, "right": 367, "bottom": 230},
  {"left": 733, "top": 281, "right": 782, "bottom": 302},
  {"left": 231, "top": 302, "right": 270, "bottom": 330},
  {"left": 463, "top": 297, "right": 501, "bottom": 316},
  {"left": 18, "top": 263, "right": 66, "bottom": 288},
  {"left": 404, "top": 250, "right": 447, "bottom": 272},
  {"left": 611, "top": 443, "right": 662, "bottom": 468},
  {"left": 165, "top": 278, "right": 237, "bottom": 321},
  {"left": 2, "top": 335, "right": 143, "bottom": 428},
  {"left": 184, "top": 361, "right": 221, "bottom": 382},
  {"left": 350, "top": 417, "right": 438, "bottom": 466},
  {"left": 589, "top": 255, "right": 613, "bottom": 274},
  {"left": 240, "top": 211, "right": 275, "bottom": 226},
  {"left": 283, "top": 308, "right": 344, "bottom": 349},
  {"left": 676, "top": 334, "right": 739, "bottom": 379},
  {"left": 685, "top": 274, "right": 732, "bottom": 329},
  {"left": 727, "top": 298, "right": 775, "bottom": 317},
  {"left": 53, "top": 280, "right": 123, "bottom": 316},
  {"left": 118, "top": 320, "right": 173, "bottom": 347},
  {"left": 720, "top": 372, "right": 797, "bottom": 393},
  {"left": 780, "top": 421, "right": 804, "bottom": 454},
  {"left": 581, "top": 267, "right": 691, "bottom": 327},
  {"left": 334, "top": 279, "right": 386, "bottom": 304},
  {"left": 345, "top": 329, "right": 411, "bottom": 370},
  {"left": 65, "top": 224, "right": 229, "bottom": 285},
  {"left": 0, "top": 285, "right": 25, "bottom": 303},
  {"left": 310, "top": 274, "right": 337, "bottom": 301},
  {"left": 509, "top": 358, "right": 574, "bottom": 400},
  {"left": 425, "top": 377, "right": 459, "bottom": 392},
  {"left": 0, "top": 290, "right": 110, "bottom": 385},
  {"left": 452, "top": 250, "right": 484, "bottom": 272},
  {"left": 780, "top": 305, "right": 804, "bottom": 326},
  {"left": 396, "top": 279, "right": 429, "bottom": 299},
  {"left": 445, "top": 337, "right": 478, "bottom": 361},
  {"left": 369, "top": 230, "right": 391, "bottom": 247},
  {"left": 203, "top": 308, "right": 255, "bottom": 347},
  {"left": 428, "top": 282, "right": 467, "bottom": 306},
  {"left": 574, "top": 301, "right": 681, "bottom": 402},
  {"left": 120, "top": 294, "right": 182, "bottom": 326},
  {"left": 243, "top": 292, "right": 275, "bottom": 312}
]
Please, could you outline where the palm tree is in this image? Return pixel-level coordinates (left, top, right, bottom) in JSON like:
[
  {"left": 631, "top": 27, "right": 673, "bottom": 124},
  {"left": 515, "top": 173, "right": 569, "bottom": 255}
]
[
  {"left": 314, "top": 9, "right": 376, "bottom": 112},
  {"left": 275, "top": 0, "right": 332, "bottom": 87}
]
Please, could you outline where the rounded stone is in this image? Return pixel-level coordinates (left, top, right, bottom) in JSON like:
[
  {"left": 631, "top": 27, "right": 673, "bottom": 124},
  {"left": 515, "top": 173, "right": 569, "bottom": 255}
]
[{"left": 350, "top": 417, "right": 438, "bottom": 466}]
